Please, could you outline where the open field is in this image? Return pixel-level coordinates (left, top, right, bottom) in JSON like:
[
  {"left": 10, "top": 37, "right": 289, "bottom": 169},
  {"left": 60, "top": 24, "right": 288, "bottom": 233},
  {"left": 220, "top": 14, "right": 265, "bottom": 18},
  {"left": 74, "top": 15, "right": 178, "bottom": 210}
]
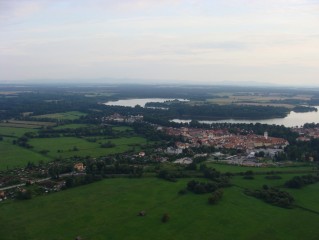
[
  {"left": 0, "top": 126, "right": 37, "bottom": 137},
  {"left": 29, "top": 136, "right": 147, "bottom": 158},
  {"left": 0, "top": 120, "right": 56, "bottom": 129},
  {"left": 32, "top": 111, "right": 87, "bottom": 120},
  {"left": 1, "top": 177, "right": 319, "bottom": 240},
  {"left": 0, "top": 140, "right": 51, "bottom": 170}
]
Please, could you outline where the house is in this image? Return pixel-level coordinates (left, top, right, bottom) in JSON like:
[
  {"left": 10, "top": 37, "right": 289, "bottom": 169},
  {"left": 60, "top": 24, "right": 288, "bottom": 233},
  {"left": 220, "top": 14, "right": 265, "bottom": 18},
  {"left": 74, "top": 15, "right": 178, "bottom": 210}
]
[
  {"left": 0, "top": 191, "right": 5, "bottom": 199},
  {"left": 166, "top": 147, "right": 183, "bottom": 155},
  {"left": 174, "top": 157, "right": 193, "bottom": 165},
  {"left": 139, "top": 152, "right": 145, "bottom": 157},
  {"left": 74, "top": 163, "right": 85, "bottom": 172}
]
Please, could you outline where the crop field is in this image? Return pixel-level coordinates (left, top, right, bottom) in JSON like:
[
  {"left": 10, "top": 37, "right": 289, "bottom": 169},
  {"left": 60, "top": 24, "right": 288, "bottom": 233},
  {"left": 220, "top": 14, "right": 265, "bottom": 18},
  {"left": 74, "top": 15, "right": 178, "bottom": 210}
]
[
  {"left": 32, "top": 111, "right": 87, "bottom": 120},
  {"left": 0, "top": 140, "right": 51, "bottom": 170},
  {"left": 29, "top": 136, "right": 147, "bottom": 158},
  {"left": 0, "top": 126, "right": 37, "bottom": 137},
  {"left": 1, "top": 177, "right": 319, "bottom": 240}
]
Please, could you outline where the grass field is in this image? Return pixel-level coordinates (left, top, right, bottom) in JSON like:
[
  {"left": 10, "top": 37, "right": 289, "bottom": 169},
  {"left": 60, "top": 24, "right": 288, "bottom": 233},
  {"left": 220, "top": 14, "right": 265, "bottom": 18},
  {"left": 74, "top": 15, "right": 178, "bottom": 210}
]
[
  {"left": 29, "top": 136, "right": 147, "bottom": 158},
  {"left": 0, "top": 126, "right": 37, "bottom": 137},
  {"left": 54, "top": 124, "right": 91, "bottom": 129},
  {"left": 205, "top": 162, "right": 315, "bottom": 174},
  {"left": 112, "top": 126, "right": 134, "bottom": 132},
  {"left": 0, "top": 140, "right": 51, "bottom": 170},
  {"left": 32, "top": 111, "right": 87, "bottom": 120},
  {"left": 1, "top": 177, "right": 319, "bottom": 240},
  {"left": 0, "top": 120, "right": 55, "bottom": 129}
]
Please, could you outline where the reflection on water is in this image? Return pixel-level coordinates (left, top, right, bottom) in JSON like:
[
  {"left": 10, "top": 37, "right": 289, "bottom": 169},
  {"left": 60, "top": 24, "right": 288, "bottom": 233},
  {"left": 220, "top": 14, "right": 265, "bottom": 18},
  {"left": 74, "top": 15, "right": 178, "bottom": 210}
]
[
  {"left": 171, "top": 107, "right": 319, "bottom": 127},
  {"left": 104, "top": 98, "right": 189, "bottom": 108}
]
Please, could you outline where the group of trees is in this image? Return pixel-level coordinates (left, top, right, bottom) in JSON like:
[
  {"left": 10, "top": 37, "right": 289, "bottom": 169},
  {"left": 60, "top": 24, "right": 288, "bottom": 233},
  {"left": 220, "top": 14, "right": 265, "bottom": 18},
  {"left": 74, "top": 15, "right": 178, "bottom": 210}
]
[
  {"left": 12, "top": 136, "right": 33, "bottom": 149},
  {"left": 157, "top": 169, "right": 188, "bottom": 182},
  {"left": 186, "top": 180, "right": 224, "bottom": 205},
  {"left": 85, "top": 160, "right": 144, "bottom": 177},
  {"left": 284, "top": 175, "right": 319, "bottom": 189},
  {"left": 187, "top": 180, "right": 219, "bottom": 194},
  {"left": 200, "top": 165, "right": 232, "bottom": 187},
  {"left": 244, "top": 185, "right": 294, "bottom": 208},
  {"left": 208, "top": 189, "right": 224, "bottom": 205}
]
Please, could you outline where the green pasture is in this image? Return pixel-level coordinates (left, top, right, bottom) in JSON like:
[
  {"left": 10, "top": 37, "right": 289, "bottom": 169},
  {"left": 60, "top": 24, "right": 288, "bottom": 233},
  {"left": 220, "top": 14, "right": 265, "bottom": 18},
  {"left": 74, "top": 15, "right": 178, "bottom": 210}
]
[
  {"left": 1, "top": 178, "right": 319, "bottom": 240},
  {"left": 0, "top": 140, "right": 51, "bottom": 170},
  {"left": 112, "top": 126, "right": 134, "bottom": 132},
  {"left": 32, "top": 111, "right": 87, "bottom": 120},
  {"left": 54, "top": 124, "right": 91, "bottom": 129},
  {"left": 0, "top": 126, "right": 37, "bottom": 137},
  {"left": 29, "top": 136, "right": 146, "bottom": 158},
  {"left": 231, "top": 174, "right": 301, "bottom": 189},
  {"left": 0, "top": 120, "right": 55, "bottom": 129},
  {"left": 287, "top": 182, "right": 319, "bottom": 213},
  {"left": 205, "top": 162, "right": 315, "bottom": 174}
]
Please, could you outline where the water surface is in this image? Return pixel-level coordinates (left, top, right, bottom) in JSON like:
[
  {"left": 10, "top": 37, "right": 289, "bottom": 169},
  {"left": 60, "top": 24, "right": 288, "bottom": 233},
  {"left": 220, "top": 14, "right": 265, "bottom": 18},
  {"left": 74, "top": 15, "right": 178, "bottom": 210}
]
[{"left": 171, "top": 107, "right": 319, "bottom": 127}]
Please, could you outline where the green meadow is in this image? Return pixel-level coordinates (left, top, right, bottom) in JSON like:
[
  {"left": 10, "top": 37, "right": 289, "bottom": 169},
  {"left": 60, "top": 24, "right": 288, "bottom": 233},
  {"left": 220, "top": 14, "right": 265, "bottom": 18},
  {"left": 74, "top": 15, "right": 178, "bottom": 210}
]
[
  {"left": 29, "top": 136, "right": 147, "bottom": 158},
  {"left": 112, "top": 126, "right": 134, "bottom": 132},
  {"left": 0, "top": 126, "right": 37, "bottom": 137},
  {"left": 1, "top": 177, "right": 319, "bottom": 240},
  {"left": 205, "top": 162, "right": 315, "bottom": 174},
  {"left": 54, "top": 124, "right": 92, "bottom": 129},
  {"left": 32, "top": 111, "right": 87, "bottom": 120},
  {"left": 0, "top": 140, "right": 51, "bottom": 170}
]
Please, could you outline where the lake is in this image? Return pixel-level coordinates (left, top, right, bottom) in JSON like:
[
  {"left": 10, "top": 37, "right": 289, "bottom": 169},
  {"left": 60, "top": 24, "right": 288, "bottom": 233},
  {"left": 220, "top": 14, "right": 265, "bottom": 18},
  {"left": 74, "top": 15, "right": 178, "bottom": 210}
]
[
  {"left": 104, "top": 98, "right": 189, "bottom": 108},
  {"left": 171, "top": 106, "right": 319, "bottom": 127}
]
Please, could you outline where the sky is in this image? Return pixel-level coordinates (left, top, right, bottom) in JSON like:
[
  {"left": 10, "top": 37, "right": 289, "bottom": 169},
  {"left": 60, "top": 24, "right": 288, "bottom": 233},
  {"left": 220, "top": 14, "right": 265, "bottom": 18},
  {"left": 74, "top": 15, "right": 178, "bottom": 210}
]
[{"left": 0, "top": 0, "right": 319, "bottom": 86}]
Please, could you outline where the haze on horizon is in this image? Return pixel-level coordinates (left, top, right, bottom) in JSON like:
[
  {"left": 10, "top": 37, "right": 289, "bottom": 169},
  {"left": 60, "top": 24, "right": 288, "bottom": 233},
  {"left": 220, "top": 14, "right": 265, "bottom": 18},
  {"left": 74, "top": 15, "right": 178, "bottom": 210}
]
[{"left": 0, "top": 0, "right": 319, "bottom": 86}]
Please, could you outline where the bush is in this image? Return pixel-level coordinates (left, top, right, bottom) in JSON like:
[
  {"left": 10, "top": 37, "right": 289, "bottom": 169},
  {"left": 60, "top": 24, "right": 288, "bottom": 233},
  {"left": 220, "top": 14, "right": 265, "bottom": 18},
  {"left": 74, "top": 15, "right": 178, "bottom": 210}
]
[
  {"left": 162, "top": 213, "right": 170, "bottom": 223},
  {"left": 187, "top": 180, "right": 218, "bottom": 194},
  {"left": 244, "top": 187, "right": 294, "bottom": 208},
  {"left": 285, "top": 175, "right": 319, "bottom": 189},
  {"left": 208, "top": 189, "right": 223, "bottom": 205}
]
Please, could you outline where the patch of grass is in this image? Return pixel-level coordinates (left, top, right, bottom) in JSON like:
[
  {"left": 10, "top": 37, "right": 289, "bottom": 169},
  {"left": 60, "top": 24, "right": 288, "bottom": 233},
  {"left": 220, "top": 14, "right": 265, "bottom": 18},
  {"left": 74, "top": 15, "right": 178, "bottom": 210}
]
[
  {"left": 0, "top": 126, "right": 37, "bottom": 137},
  {"left": 204, "top": 162, "right": 315, "bottom": 174},
  {"left": 286, "top": 181, "right": 319, "bottom": 212},
  {"left": 0, "top": 141, "right": 51, "bottom": 170},
  {"left": 0, "top": 120, "right": 55, "bottom": 129},
  {"left": 1, "top": 178, "right": 319, "bottom": 240},
  {"left": 32, "top": 111, "right": 87, "bottom": 120},
  {"left": 28, "top": 136, "right": 147, "bottom": 159},
  {"left": 54, "top": 124, "right": 91, "bottom": 130},
  {"left": 112, "top": 126, "right": 134, "bottom": 132}
]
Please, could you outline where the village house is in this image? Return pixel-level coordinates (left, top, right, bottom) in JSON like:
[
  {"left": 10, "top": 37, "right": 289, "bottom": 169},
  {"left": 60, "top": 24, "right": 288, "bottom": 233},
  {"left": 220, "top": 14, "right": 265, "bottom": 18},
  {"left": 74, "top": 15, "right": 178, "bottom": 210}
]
[
  {"left": 74, "top": 163, "right": 85, "bottom": 172},
  {"left": 174, "top": 157, "right": 193, "bottom": 165},
  {"left": 138, "top": 152, "right": 145, "bottom": 157}
]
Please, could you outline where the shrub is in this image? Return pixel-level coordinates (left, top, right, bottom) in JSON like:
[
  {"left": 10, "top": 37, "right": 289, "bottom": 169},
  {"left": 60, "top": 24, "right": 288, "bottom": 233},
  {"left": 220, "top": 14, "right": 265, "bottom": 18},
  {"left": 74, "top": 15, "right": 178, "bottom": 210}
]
[
  {"left": 208, "top": 189, "right": 223, "bottom": 205},
  {"left": 162, "top": 213, "right": 170, "bottom": 223}
]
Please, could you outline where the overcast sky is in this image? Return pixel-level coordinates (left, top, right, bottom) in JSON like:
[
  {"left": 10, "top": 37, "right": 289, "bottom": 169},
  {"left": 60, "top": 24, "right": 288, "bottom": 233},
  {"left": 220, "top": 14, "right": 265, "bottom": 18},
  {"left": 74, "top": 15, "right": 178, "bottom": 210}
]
[{"left": 0, "top": 0, "right": 319, "bottom": 86}]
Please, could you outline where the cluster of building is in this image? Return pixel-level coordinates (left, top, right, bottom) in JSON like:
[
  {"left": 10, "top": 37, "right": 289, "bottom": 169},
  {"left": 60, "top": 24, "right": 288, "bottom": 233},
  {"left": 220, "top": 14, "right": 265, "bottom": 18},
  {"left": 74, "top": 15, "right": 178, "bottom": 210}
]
[
  {"left": 164, "top": 127, "right": 289, "bottom": 151},
  {"left": 102, "top": 113, "right": 143, "bottom": 123},
  {"left": 292, "top": 127, "right": 319, "bottom": 141}
]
